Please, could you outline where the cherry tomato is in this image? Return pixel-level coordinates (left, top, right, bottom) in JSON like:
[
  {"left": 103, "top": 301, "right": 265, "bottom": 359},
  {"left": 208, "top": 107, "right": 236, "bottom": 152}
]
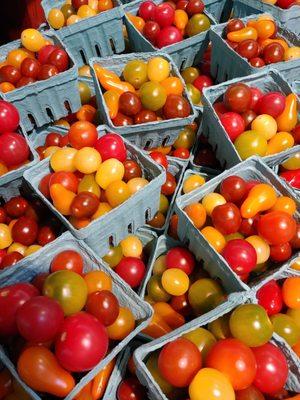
[
  {"left": 147, "top": 275, "right": 170, "bottom": 302},
  {"left": 95, "top": 133, "right": 127, "bottom": 162},
  {"left": 263, "top": 43, "right": 284, "bottom": 64},
  {"left": 161, "top": 268, "right": 189, "bottom": 296},
  {"left": 123, "top": 160, "right": 142, "bottom": 182},
  {"left": 154, "top": 3, "right": 175, "bottom": 27},
  {"left": 188, "top": 278, "right": 224, "bottom": 315},
  {"left": 220, "top": 112, "right": 245, "bottom": 141},
  {"left": 222, "top": 239, "right": 257, "bottom": 275},
  {"left": 226, "top": 19, "right": 245, "bottom": 33},
  {"left": 161, "top": 172, "right": 176, "bottom": 196},
  {"left": 158, "top": 338, "right": 202, "bottom": 387},
  {"left": 138, "top": 0, "right": 156, "bottom": 20},
  {"left": 257, "top": 280, "right": 283, "bottom": 316},
  {"left": 50, "top": 250, "right": 84, "bottom": 274},
  {"left": 224, "top": 83, "right": 252, "bottom": 113},
  {"left": 55, "top": 311, "right": 108, "bottom": 372},
  {"left": 257, "top": 211, "right": 296, "bottom": 245},
  {"left": 282, "top": 277, "right": 300, "bottom": 309},
  {"left": 37, "top": 44, "right": 57, "bottom": 64},
  {"left": 134, "top": 109, "right": 157, "bottom": 124},
  {"left": 4, "top": 196, "right": 28, "bottom": 218},
  {"left": 250, "top": 57, "right": 266, "bottom": 67},
  {"left": 189, "top": 368, "right": 235, "bottom": 400},
  {"left": 45, "top": 132, "right": 63, "bottom": 147},
  {"left": 117, "top": 377, "right": 147, "bottom": 400},
  {"left": 235, "top": 386, "right": 266, "bottom": 400},
  {"left": 1, "top": 251, "right": 23, "bottom": 268},
  {"left": 172, "top": 148, "right": 190, "bottom": 158},
  {"left": 252, "top": 343, "right": 288, "bottom": 394},
  {"left": 211, "top": 202, "right": 242, "bottom": 235},
  {"left": 119, "top": 92, "right": 142, "bottom": 117},
  {"left": 257, "top": 92, "right": 286, "bottom": 118},
  {"left": 106, "top": 307, "right": 135, "bottom": 340},
  {"left": 0, "top": 65, "right": 21, "bottom": 84},
  {"left": 270, "top": 242, "right": 292, "bottom": 262},
  {"left": 20, "top": 58, "right": 41, "bottom": 79},
  {"left": 271, "top": 313, "right": 300, "bottom": 346},
  {"left": 37, "top": 226, "right": 56, "bottom": 246},
  {"left": 84, "top": 270, "right": 112, "bottom": 294},
  {"left": 49, "top": 171, "right": 79, "bottom": 193},
  {"left": 220, "top": 175, "right": 247, "bottom": 203},
  {"left": 38, "top": 64, "right": 59, "bottom": 80},
  {"left": 48, "top": 49, "right": 69, "bottom": 72},
  {"left": 237, "top": 39, "right": 259, "bottom": 59},
  {"left": 0, "top": 369, "right": 13, "bottom": 399},
  {"left": 68, "top": 121, "right": 98, "bottom": 149},
  {"left": 149, "top": 151, "right": 168, "bottom": 169},
  {"left": 112, "top": 112, "right": 133, "bottom": 126},
  {"left": 163, "top": 94, "right": 191, "bottom": 119},
  {"left": 115, "top": 257, "right": 146, "bottom": 288},
  {"left": 86, "top": 290, "right": 119, "bottom": 326},
  {"left": 11, "top": 216, "right": 38, "bottom": 246},
  {"left": 166, "top": 246, "right": 195, "bottom": 275},
  {"left": 0, "top": 133, "right": 29, "bottom": 167},
  {"left": 70, "top": 192, "right": 99, "bottom": 218}
]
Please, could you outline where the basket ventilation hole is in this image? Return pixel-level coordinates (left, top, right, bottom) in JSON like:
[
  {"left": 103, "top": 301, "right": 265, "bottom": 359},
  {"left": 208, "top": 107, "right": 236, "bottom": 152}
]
[
  {"left": 64, "top": 101, "right": 71, "bottom": 113},
  {"left": 145, "top": 209, "right": 151, "bottom": 222},
  {"left": 162, "top": 136, "right": 170, "bottom": 146},
  {"left": 109, "top": 38, "right": 116, "bottom": 53},
  {"left": 79, "top": 50, "right": 87, "bottom": 65},
  {"left": 144, "top": 140, "right": 153, "bottom": 150},
  {"left": 45, "top": 107, "right": 54, "bottom": 120},
  {"left": 95, "top": 44, "right": 101, "bottom": 57},
  {"left": 28, "top": 113, "right": 37, "bottom": 128},
  {"left": 127, "top": 223, "right": 133, "bottom": 234},
  {"left": 109, "top": 235, "right": 115, "bottom": 246},
  {"left": 179, "top": 59, "right": 187, "bottom": 70}
]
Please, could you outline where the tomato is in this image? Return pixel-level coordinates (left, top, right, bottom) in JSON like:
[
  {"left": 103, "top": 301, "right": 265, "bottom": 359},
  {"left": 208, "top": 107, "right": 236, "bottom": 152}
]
[
  {"left": 224, "top": 83, "right": 252, "bottom": 113},
  {"left": 37, "top": 44, "right": 57, "bottom": 64},
  {"left": 252, "top": 343, "right": 288, "bottom": 394},
  {"left": 183, "top": 327, "right": 216, "bottom": 362},
  {"left": 49, "top": 171, "right": 79, "bottom": 193},
  {"left": 226, "top": 19, "right": 245, "bottom": 33},
  {"left": 161, "top": 172, "right": 176, "bottom": 196},
  {"left": 20, "top": 58, "right": 41, "bottom": 79},
  {"left": 68, "top": 121, "right": 98, "bottom": 149},
  {"left": 189, "top": 368, "right": 235, "bottom": 400},
  {"left": 270, "top": 242, "right": 292, "bottom": 262},
  {"left": 117, "top": 377, "right": 147, "bottom": 400},
  {"left": 173, "top": 148, "right": 190, "bottom": 158},
  {"left": 95, "top": 133, "right": 127, "bottom": 162},
  {"left": 37, "top": 226, "right": 56, "bottom": 246},
  {"left": 282, "top": 277, "right": 300, "bottom": 309},
  {"left": 70, "top": 192, "right": 99, "bottom": 218},
  {"left": 222, "top": 239, "right": 257, "bottom": 275},
  {"left": 271, "top": 313, "right": 300, "bottom": 346},
  {"left": 17, "top": 346, "right": 75, "bottom": 397},
  {"left": 45, "top": 132, "right": 63, "bottom": 147},
  {"left": 148, "top": 57, "right": 171, "bottom": 83},
  {"left": 0, "top": 369, "right": 13, "bottom": 399},
  {"left": 206, "top": 338, "right": 257, "bottom": 390},
  {"left": 1, "top": 251, "right": 23, "bottom": 268},
  {"left": 149, "top": 151, "right": 168, "bottom": 169},
  {"left": 38, "top": 64, "right": 59, "bottom": 80},
  {"left": 50, "top": 250, "right": 84, "bottom": 274},
  {"left": 123, "top": 60, "right": 148, "bottom": 90},
  {"left": 4, "top": 196, "right": 28, "bottom": 218},
  {"left": 11, "top": 216, "right": 38, "bottom": 246},
  {"left": 188, "top": 278, "right": 224, "bottom": 315},
  {"left": 235, "top": 386, "right": 266, "bottom": 400},
  {"left": 263, "top": 43, "right": 284, "bottom": 64},
  {"left": 219, "top": 112, "right": 245, "bottom": 141},
  {"left": 163, "top": 94, "right": 191, "bottom": 119},
  {"left": 158, "top": 338, "right": 202, "bottom": 387},
  {"left": 0, "top": 133, "right": 29, "bottom": 167},
  {"left": 256, "top": 280, "right": 283, "bottom": 316},
  {"left": 138, "top": 0, "right": 156, "bottom": 20},
  {"left": 229, "top": 304, "right": 273, "bottom": 347},
  {"left": 0, "top": 65, "right": 21, "bottom": 84},
  {"left": 106, "top": 307, "right": 135, "bottom": 340},
  {"left": 0, "top": 283, "right": 39, "bottom": 336},
  {"left": 186, "top": 14, "right": 210, "bottom": 36},
  {"left": 119, "top": 92, "right": 142, "bottom": 117},
  {"left": 134, "top": 109, "right": 157, "bottom": 124},
  {"left": 154, "top": 3, "right": 174, "bottom": 27},
  {"left": 122, "top": 160, "right": 142, "bottom": 183},
  {"left": 43, "top": 270, "right": 88, "bottom": 316},
  {"left": 0, "top": 101, "right": 19, "bottom": 134},
  {"left": 257, "top": 211, "right": 296, "bottom": 245},
  {"left": 250, "top": 57, "right": 266, "bottom": 67},
  {"left": 220, "top": 176, "right": 247, "bottom": 203},
  {"left": 257, "top": 92, "right": 286, "bottom": 118},
  {"left": 165, "top": 246, "right": 195, "bottom": 275},
  {"left": 211, "top": 203, "right": 242, "bottom": 235},
  {"left": 147, "top": 275, "right": 171, "bottom": 302},
  {"left": 115, "top": 257, "right": 146, "bottom": 288},
  {"left": 55, "top": 311, "right": 108, "bottom": 372},
  {"left": 237, "top": 39, "right": 259, "bottom": 59},
  {"left": 86, "top": 290, "right": 119, "bottom": 326},
  {"left": 161, "top": 268, "right": 189, "bottom": 295},
  {"left": 234, "top": 130, "right": 267, "bottom": 160},
  {"left": 48, "top": 49, "right": 69, "bottom": 72}
]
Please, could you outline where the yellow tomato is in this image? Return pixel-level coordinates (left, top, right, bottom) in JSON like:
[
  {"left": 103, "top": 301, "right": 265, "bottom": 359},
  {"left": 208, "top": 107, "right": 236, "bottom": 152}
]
[
  {"left": 21, "top": 29, "right": 46, "bottom": 52},
  {"left": 201, "top": 226, "right": 226, "bottom": 253},
  {"left": 48, "top": 8, "right": 65, "bottom": 29},
  {"left": 161, "top": 268, "right": 189, "bottom": 296},
  {"left": 96, "top": 159, "right": 124, "bottom": 189},
  {"left": 121, "top": 235, "right": 143, "bottom": 258},
  {"left": 251, "top": 114, "right": 277, "bottom": 140},
  {"left": 147, "top": 57, "right": 170, "bottom": 82},
  {"left": 202, "top": 193, "right": 226, "bottom": 216},
  {"left": 246, "top": 235, "right": 270, "bottom": 264},
  {"left": 183, "top": 175, "right": 206, "bottom": 194},
  {"left": 50, "top": 148, "right": 77, "bottom": 172},
  {"left": 0, "top": 224, "right": 13, "bottom": 249},
  {"left": 74, "top": 147, "right": 102, "bottom": 174}
]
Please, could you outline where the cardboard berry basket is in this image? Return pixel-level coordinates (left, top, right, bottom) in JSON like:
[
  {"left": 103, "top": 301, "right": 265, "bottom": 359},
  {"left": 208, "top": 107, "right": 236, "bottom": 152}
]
[
  {"left": 175, "top": 156, "right": 300, "bottom": 291},
  {"left": 0, "top": 231, "right": 153, "bottom": 400},
  {"left": 41, "top": 0, "right": 125, "bottom": 67},
  {"left": 133, "top": 294, "right": 300, "bottom": 400},
  {"left": 201, "top": 69, "right": 300, "bottom": 169},
  {"left": 232, "top": 0, "right": 300, "bottom": 36},
  {"left": 24, "top": 125, "right": 166, "bottom": 257},
  {"left": 209, "top": 13, "right": 300, "bottom": 84},
  {"left": 0, "top": 32, "right": 81, "bottom": 132},
  {"left": 89, "top": 53, "right": 197, "bottom": 149},
  {"left": 123, "top": 0, "right": 217, "bottom": 70}
]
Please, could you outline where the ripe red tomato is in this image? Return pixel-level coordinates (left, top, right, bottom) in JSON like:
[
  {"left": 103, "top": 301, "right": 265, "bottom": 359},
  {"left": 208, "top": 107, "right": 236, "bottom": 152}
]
[
  {"left": 117, "top": 377, "right": 147, "bottom": 400},
  {"left": 249, "top": 57, "right": 266, "bottom": 68},
  {"left": 211, "top": 202, "right": 242, "bottom": 235},
  {"left": 70, "top": 192, "right": 99, "bottom": 218},
  {"left": 0, "top": 132, "right": 29, "bottom": 166},
  {"left": 143, "top": 21, "right": 161, "bottom": 44},
  {"left": 172, "top": 148, "right": 190, "bottom": 159},
  {"left": 20, "top": 58, "right": 41, "bottom": 79},
  {"left": 161, "top": 172, "right": 177, "bottom": 196},
  {"left": 11, "top": 216, "right": 38, "bottom": 246},
  {"left": 226, "top": 18, "right": 245, "bottom": 33},
  {"left": 138, "top": 0, "right": 156, "bottom": 20},
  {"left": 31, "top": 273, "right": 49, "bottom": 293},
  {"left": 16, "top": 296, "right": 64, "bottom": 342},
  {"left": 86, "top": 290, "right": 119, "bottom": 326},
  {"left": 154, "top": 3, "right": 175, "bottom": 27},
  {"left": 119, "top": 92, "right": 142, "bottom": 117},
  {"left": 156, "top": 26, "right": 183, "bottom": 48},
  {"left": 166, "top": 246, "right": 195, "bottom": 275},
  {"left": 219, "top": 112, "right": 245, "bottom": 141},
  {"left": 4, "top": 196, "right": 28, "bottom": 218},
  {"left": 1, "top": 252, "right": 24, "bottom": 268},
  {"left": 55, "top": 311, "right": 109, "bottom": 372},
  {"left": 48, "top": 49, "right": 69, "bottom": 72},
  {"left": 193, "top": 75, "right": 213, "bottom": 93},
  {"left": 94, "top": 133, "right": 127, "bottom": 162},
  {"left": 68, "top": 121, "right": 98, "bottom": 149},
  {"left": 237, "top": 40, "right": 259, "bottom": 60},
  {"left": 112, "top": 113, "right": 133, "bottom": 126},
  {"left": 38, "top": 64, "right": 59, "bottom": 80},
  {"left": 224, "top": 83, "right": 252, "bottom": 113},
  {"left": 16, "top": 77, "right": 36, "bottom": 88},
  {"left": 220, "top": 175, "right": 247, "bottom": 203},
  {"left": 222, "top": 239, "right": 257, "bottom": 275},
  {"left": 158, "top": 338, "right": 202, "bottom": 387},
  {"left": 0, "top": 283, "right": 39, "bottom": 336},
  {"left": 49, "top": 171, "right": 79, "bottom": 193},
  {"left": 163, "top": 94, "right": 191, "bottom": 119},
  {"left": 277, "top": 0, "right": 296, "bottom": 7},
  {"left": 213, "top": 102, "right": 228, "bottom": 116},
  {"left": 257, "top": 211, "right": 296, "bottom": 245},
  {"left": 115, "top": 257, "right": 146, "bottom": 288},
  {"left": 134, "top": 109, "right": 157, "bottom": 124},
  {"left": 252, "top": 343, "right": 288, "bottom": 394},
  {"left": 123, "top": 160, "right": 142, "bottom": 182},
  {"left": 206, "top": 338, "right": 257, "bottom": 390},
  {"left": 270, "top": 242, "right": 292, "bottom": 262},
  {"left": 186, "top": 0, "right": 205, "bottom": 15},
  {"left": 149, "top": 151, "right": 168, "bottom": 169},
  {"left": 50, "top": 250, "right": 84, "bottom": 274},
  {"left": 263, "top": 43, "right": 284, "bottom": 64},
  {"left": 256, "top": 280, "right": 283, "bottom": 316},
  {"left": 37, "top": 45, "right": 57, "bottom": 64},
  {"left": 0, "top": 207, "right": 6, "bottom": 223},
  {"left": 0, "top": 100, "right": 20, "bottom": 133},
  {"left": 37, "top": 226, "right": 56, "bottom": 246},
  {"left": 45, "top": 132, "right": 64, "bottom": 147},
  {"left": 242, "top": 110, "right": 257, "bottom": 129},
  {"left": 0, "top": 65, "right": 21, "bottom": 84},
  {"left": 39, "top": 173, "right": 53, "bottom": 199},
  {"left": 257, "top": 92, "right": 286, "bottom": 118}
]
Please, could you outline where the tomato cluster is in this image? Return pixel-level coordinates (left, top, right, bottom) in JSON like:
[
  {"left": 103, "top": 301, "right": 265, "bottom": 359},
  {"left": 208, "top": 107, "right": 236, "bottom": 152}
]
[
  {"left": 47, "top": 0, "right": 114, "bottom": 30},
  {"left": 94, "top": 56, "right": 191, "bottom": 127},
  {"left": 0, "top": 29, "right": 70, "bottom": 93},
  {"left": 224, "top": 16, "right": 300, "bottom": 67},
  {"left": 37, "top": 128, "right": 149, "bottom": 229},
  {"left": 184, "top": 175, "right": 299, "bottom": 282},
  {"left": 257, "top": 277, "right": 300, "bottom": 352},
  {"left": 0, "top": 249, "right": 135, "bottom": 397},
  {"left": 279, "top": 150, "right": 300, "bottom": 191},
  {"left": 127, "top": 0, "right": 210, "bottom": 48},
  {"left": 264, "top": 0, "right": 300, "bottom": 8},
  {"left": 143, "top": 245, "right": 225, "bottom": 338},
  {"left": 214, "top": 82, "right": 298, "bottom": 159},
  {"left": 149, "top": 303, "right": 293, "bottom": 399}
]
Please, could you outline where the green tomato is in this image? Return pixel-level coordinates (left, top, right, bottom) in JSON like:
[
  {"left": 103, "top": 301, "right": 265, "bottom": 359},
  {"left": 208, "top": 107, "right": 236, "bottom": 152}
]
[
  {"left": 229, "top": 304, "right": 273, "bottom": 347},
  {"left": 181, "top": 67, "right": 199, "bottom": 84},
  {"left": 153, "top": 255, "right": 167, "bottom": 275},
  {"left": 208, "top": 314, "right": 231, "bottom": 340},
  {"left": 159, "top": 194, "right": 169, "bottom": 215},
  {"left": 188, "top": 278, "right": 224, "bottom": 316},
  {"left": 174, "top": 127, "right": 196, "bottom": 149},
  {"left": 183, "top": 327, "right": 217, "bottom": 362},
  {"left": 271, "top": 313, "right": 300, "bottom": 347},
  {"left": 186, "top": 83, "right": 201, "bottom": 105},
  {"left": 43, "top": 270, "right": 88, "bottom": 316},
  {"left": 234, "top": 130, "right": 268, "bottom": 160},
  {"left": 139, "top": 82, "right": 167, "bottom": 111},
  {"left": 287, "top": 308, "right": 300, "bottom": 329},
  {"left": 186, "top": 14, "right": 211, "bottom": 37},
  {"left": 147, "top": 275, "right": 171, "bottom": 302},
  {"left": 103, "top": 244, "right": 123, "bottom": 268},
  {"left": 123, "top": 60, "right": 148, "bottom": 89}
]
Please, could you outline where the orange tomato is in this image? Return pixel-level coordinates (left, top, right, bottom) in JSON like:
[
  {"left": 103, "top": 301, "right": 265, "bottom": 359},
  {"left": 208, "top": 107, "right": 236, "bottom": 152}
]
[
  {"left": 248, "top": 19, "right": 275, "bottom": 39},
  {"left": 168, "top": 214, "right": 179, "bottom": 239},
  {"left": 276, "top": 94, "right": 298, "bottom": 132},
  {"left": 161, "top": 77, "right": 184, "bottom": 96},
  {"left": 103, "top": 90, "right": 120, "bottom": 119},
  {"left": 84, "top": 270, "right": 112, "bottom": 293},
  {"left": 259, "top": 38, "right": 289, "bottom": 52},
  {"left": 292, "top": 339, "right": 300, "bottom": 357},
  {"left": 76, "top": 104, "right": 97, "bottom": 122},
  {"left": 174, "top": 9, "right": 189, "bottom": 30},
  {"left": 91, "top": 359, "right": 116, "bottom": 399},
  {"left": 0, "top": 82, "right": 15, "bottom": 93},
  {"left": 201, "top": 226, "right": 226, "bottom": 253},
  {"left": 271, "top": 196, "right": 296, "bottom": 215},
  {"left": 126, "top": 13, "right": 145, "bottom": 32},
  {"left": 50, "top": 183, "right": 76, "bottom": 216},
  {"left": 106, "top": 307, "right": 135, "bottom": 340},
  {"left": 227, "top": 27, "right": 258, "bottom": 43},
  {"left": 69, "top": 216, "right": 91, "bottom": 229},
  {"left": 0, "top": 162, "right": 8, "bottom": 176},
  {"left": 282, "top": 277, "right": 300, "bottom": 309},
  {"left": 98, "top": 0, "right": 114, "bottom": 12},
  {"left": 184, "top": 203, "right": 207, "bottom": 229},
  {"left": 6, "top": 48, "right": 34, "bottom": 69}
]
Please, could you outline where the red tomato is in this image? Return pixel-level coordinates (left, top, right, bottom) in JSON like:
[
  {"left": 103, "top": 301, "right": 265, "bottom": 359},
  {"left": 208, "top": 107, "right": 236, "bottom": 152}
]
[
  {"left": 94, "top": 133, "right": 127, "bottom": 162},
  {"left": 123, "top": 159, "right": 142, "bottom": 182},
  {"left": 224, "top": 83, "right": 252, "bottom": 113},
  {"left": 263, "top": 43, "right": 284, "bottom": 64},
  {"left": 154, "top": 3, "right": 175, "bottom": 27},
  {"left": 156, "top": 26, "right": 183, "bottom": 48},
  {"left": 219, "top": 112, "right": 245, "bottom": 141},
  {"left": 252, "top": 343, "right": 288, "bottom": 394},
  {"left": 16, "top": 77, "right": 36, "bottom": 87},
  {"left": 50, "top": 250, "right": 84, "bottom": 274},
  {"left": 236, "top": 385, "right": 266, "bottom": 400},
  {"left": 20, "top": 58, "right": 41, "bottom": 79},
  {"left": 11, "top": 216, "right": 38, "bottom": 246},
  {"left": 158, "top": 338, "right": 202, "bottom": 387},
  {"left": 117, "top": 377, "right": 147, "bottom": 400},
  {"left": 206, "top": 338, "right": 257, "bottom": 390},
  {"left": 249, "top": 57, "right": 266, "bottom": 68},
  {"left": 45, "top": 132, "right": 64, "bottom": 147},
  {"left": 138, "top": 0, "right": 156, "bottom": 20},
  {"left": 112, "top": 113, "right": 133, "bottom": 127},
  {"left": 115, "top": 257, "right": 146, "bottom": 288},
  {"left": 0, "top": 132, "right": 29, "bottom": 166},
  {"left": 237, "top": 40, "right": 259, "bottom": 60},
  {"left": 38, "top": 45, "right": 57, "bottom": 64},
  {"left": 16, "top": 296, "right": 64, "bottom": 342},
  {"left": 222, "top": 239, "right": 257, "bottom": 275},
  {"left": 172, "top": 148, "right": 190, "bottom": 159},
  {"left": 220, "top": 175, "right": 247, "bottom": 203},
  {"left": 0, "top": 65, "right": 21, "bottom": 84},
  {"left": 161, "top": 172, "right": 177, "bottom": 196},
  {"left": 1, "top": 252, "right": 24, "bottom": 268},
  {"left": 257, "top": 92, "right": 286, "bottom": 118},
  {"left": 149, "top": 151, "right": 168, "bottom": 169},
  {"left": 68, "top": 121, "right": 98, "bottom": 149},
  {"left": 256, "top": 280, "right": 283, "bottom": 316},
  {"left": 38, "top": 64, "right": 59, "bottom": 80},
  {"left": 0, "top": 283, "right": 39, "bottom": 336},
  {"left": 4, "top": 196, "right": 28, "bottom": 218},
  {"left": 119, "top": 92, "right": 142, "bottom": 117},
  {"left": 270, "top": 242, "right": 292, "bottom": 262},
  {"left": 49, "top": 171, "right": 79, "bottom": 193},
  {"left": 86, "top": 290, "right": 119, "bottom": 326},
  {"left": 257, "top": 211, "right": 296, "bottom": 245},
  {"left": 212, "top": 202, "right": 242, "bottom": 235},
  {"left": 48, "top": 49, "right": 69, "bottom": 72},
  {"left": 55, "top": 311, "right": 109, "bottom": 372},
  {"left": 37, "top": 226, "right": 56, "bottom": 246},
  {"left": 166, "top": 246, "right": 195, "bottom": 275},
  {"left": 0, "top": 207, "right": 6, "bottom": 223},
  {"left": 193, "top": 75, "right": 213, "bottom": 93},
  {"left": 39, "top": 173, "right": 53, "bottom": 199},
  {"left": 143, "top": 21, "right": 161, "bottom": 44}
]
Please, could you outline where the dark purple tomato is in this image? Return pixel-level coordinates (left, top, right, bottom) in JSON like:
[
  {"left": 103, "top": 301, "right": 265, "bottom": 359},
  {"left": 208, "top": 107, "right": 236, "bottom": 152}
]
[
  {"left": 70, "top": 192, "right": 99, "bottom": 218},
  {"left": 123, "top": 159, "right": 142, "bottom": 182},
  {"left": 138, "top": 0, "right": 156, "bottom": 21},
  {"left": 250, "top": 57, "right": 266, "bottom": 68},
  {"left": 166, "top": 246, "right": 195, "bottom": 275},
  {"left": 241, "top": 109, "right": 257, "bottom": 129},
  {"left": 263, "top": 43, "right": 284, "bottom": 64},
  {"left": 48, "top": 49, "right": 69, "bottom": 72},
  {"left": 16, "top": 296, "right": 64, "bottom": 342},
  {"left": 4, "top": 196, "right": 28, "bottom": 218},
  {"left": 112, "top": 113, "right": 133, "bottom": 126},
  {"left": 11, "top": 216, "right": 38, "bottom": 246},
  {"left": 143, "top": 21, "right": 161, "bottom": 44},
  {"left": 186, "top": 0, "right": 205, "bottom": 16},
  {"left": 219, "top": 112, "right": 245, "bottom": 141},
  {"left": 86, "top": 290, "right": 119, "bottom": 326},
  {"left": 222, "top": 239, "right": 257, "bottom": 275},
  {"left": 134, "top": 109, "right": 157, "bottom": 124},
  {"left": 1, "top": 252, "right": 24, "bottom": 269},
  {"left": 0, "top": 65, "right": 21, "bottom": 84},
  {"left": 154, "top": 3, "right": 175, "bottom": 27},
  {"left": 38, "top": 64, "right": 59, "bottom": 80},
  {"left": 237, "top": 40, "right": 259, "bottom": 60},
  {"left": 20, "top": 58, "right": 41, "bottom": 79},
  {"left": 220, "top": 175, "right": 247, "bottom": 203},
  {"left": 256, "top": 280, "right": 283, "bottom": 316},
  {"left": 226, "top": 19, "right": 245, "bottom": 33},
  {"left": 115, "top": 257, "right": 146, "bottom": 288},
  {"left": 224, "top": 83, "right": 252, "bottom": 113},
  {"left": 156, "top": 26, "right": 183, "bottom": 48},
  {"left": 212, "top": 202, "right": 242, "bottom": 235},
  {"left": 119, "top": 92, "right": 142, "bottom": 116},
  {"left": 163, "top": 94, "right": 191, "bottom": 119}
]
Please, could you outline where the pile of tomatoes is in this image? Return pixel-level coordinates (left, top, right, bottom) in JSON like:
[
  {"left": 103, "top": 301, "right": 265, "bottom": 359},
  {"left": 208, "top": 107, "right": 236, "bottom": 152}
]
[
  {"left": 224, "top": 16, "right": 300, "bottom": 68},
  {"left": 129, "top": 0, "right": 211, "bottom": 48},
  {"left": 0, "top": 249, "right": 136, "bottom": 398},
  {"left": 257, "top": 276, "right": 300, "bottom": 352},
  {"left": 214, "top": 82, "right": 298, "bottom": 160},
  {"left": 148, "top": 302, "right": 296, "bottom": 399},
  {"left": 0, "top": 29, "right": 70, "bottom": 93},
  {"left": 143, "top": 244, "right": 226, "bottom": 338},
  {"left": 184, "top": 175, "right": 299, "bottom": 282},
  {"left": 94, "top": 56, "right": 192, "bottom": 127},
  {"left": 0, "top": 193, "right": 60, "bottom": 269},
  {"left": 38, "top": 128, "right": 150, "bottom": 229},
  {"left": 279, "top": 151, "right": 300, "bottom": 191},
  {"left": 0, "top": 101, "right": 30, "bottom": 176},
  {"left": 263, "top": 0, "right": 300, "bottom": 8},
  {"left": 47, "top": 0, "right": 115, "bottom": 30}
]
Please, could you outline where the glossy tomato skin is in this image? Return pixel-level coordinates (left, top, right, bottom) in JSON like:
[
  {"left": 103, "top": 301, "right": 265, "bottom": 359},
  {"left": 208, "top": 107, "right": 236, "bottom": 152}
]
[
  {"left": 11, "top": 216, "right": 38, "bottom": 246},
  {"left": 115, "top": 257, "right": 146, "bottom": 288},
  {"left": 86, "top": 290, "right": 119, "bottom": 326},
  {"left": 163, "top": 94, "right": 191, "bottom": 119},
  {"left": 138, "top": 0, "right": 156, "bottom": 20},
  {"left": 37, "top": 226, "right": 56, "bottom": 246},
  {"left": 134, "top": 109, "right": 157, "bottom": 124},
  {"left": 252, "top": 343, "right": 288, "bottom": 394},
  {"left": 95, "top": 134, "right": 127, "bottom": 162},
  {"left": 256, "top": 280, "right": 283, "bottom": 316},
  {"left": 263, "top": 43, "right": 284, "bottom": 64},
  {"left": 220, "top": 175, "right": 247, "bottom": 203},
  {"left": 38, "top": 44, "right": 57, "bottom": 64},
  {"left": 55, "top": 311, "right": 109, "bottom": 372},
  {"left": 50, "top": 250, "right": 84, "bottom": 274},
  {"left": 257, "top": 92, "right": 286, "bottom": 118},
  {"left": 38, "top": 64, "right": 59, "bottom": 80},
  {"left": 123, "top": 160, "right": 142, "bottom": 182},
  {"left": 49, "top": 171, "right": 79, "bottom": 193},
  {"left": 237, "top": 39, "right": 259, "bottom": 60},
  {"left": 220, "top": 112, "right": 245, "bottom": 141},
  {"left": 158, "top": 338, "right": 202, "bottom": 387},
  {"left": 1, "top": 252, "right": 24, "bottom": 268},
  {"left": 224, "top": 83, "right": 252, "bottom": 113},
  {"left": 70, "top": 192, "right": 99, "bottom": 218},
  {"left": 20, "top": 58, "right": 41, "bottom": 79},
  {"left": 0, "top": 133, "right": 29, "bottom": 166},
  {"left": 222, "top": 239, "right": 257, "bottom": 275},
  {"left": 149, "top": 151, "right": 168, "bottom": 169},
  {"left": 4, "top": 196, "right": 28, "bottom": 218},
  {"left": 119, "top": 92, "right": 142, "bottom": 117},
  {"left": 117, "top": 377, "right": 147, "bottom": 400},
  {"left": 226, "top": 18, "right": 245, "bottom": 33},
  {"left": 0, "top": 283, "right": 39, "bottom": 336},
  {"left": 270, "top": 242, "right": 292, "bottom": 262},
  {"left": 235, "top": 385, "right": 266, "bottom": 400},
  {"left": 211, "top": 202, "right": 242, "bottom": 235},
  {"left": 257, "top": 211, "right": 296, "bottom": 245},
  {"left": 143, "top": 21, "right": 161, "bottom": 44},
  {"left": 0, "top": 65, "right": 21, "bottom": 84},
  {"left": 16, "top": 296, "right": 64, "bottom": 342},
  {"left": 161, "top": 172, "right": 176, "bottom": 196},
  {"left": 166, "top": 246, "right": 195, "bottom": 275},
  {"left": 48, "top": 49, "right": 69, "bottom": 72},
  {"left": 154, "top": 3, "right": 175, "bottom": 27},
  {"left": 68, "top": 121, "right": 98, "bottom": 149}
]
